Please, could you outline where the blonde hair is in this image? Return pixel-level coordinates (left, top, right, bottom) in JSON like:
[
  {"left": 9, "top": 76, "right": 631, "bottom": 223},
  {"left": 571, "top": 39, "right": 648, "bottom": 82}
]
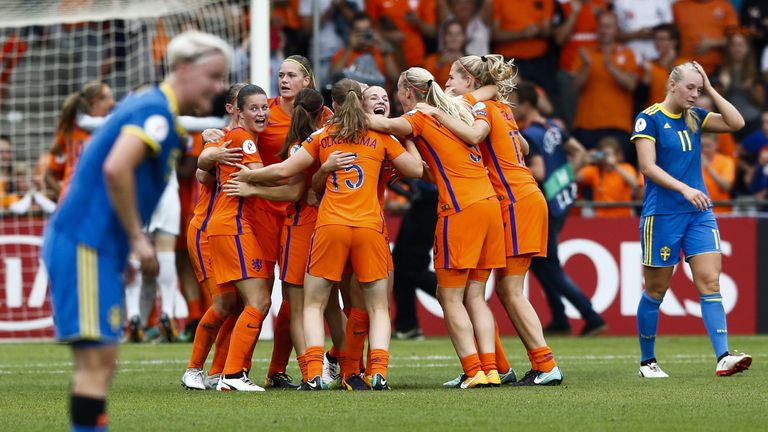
[
  {"left": 166, "top": 30, "right": 233, "bottom": 71},
  {"left": 329, "top": 78, "right": 368, "bottom": 142},
  {"left": 401, "top": 67, "right": 474, "bottom": 126},
  {"left": 667, "top": 62, "right": 702, "bottom": 134},
  {"left": 455, "top": 54, "right": 517, "bottom": 105}
]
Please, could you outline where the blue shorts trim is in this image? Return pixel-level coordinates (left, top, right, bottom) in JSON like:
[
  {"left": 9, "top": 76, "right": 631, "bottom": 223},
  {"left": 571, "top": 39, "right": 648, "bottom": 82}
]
[
  {"left": 639, "top": 211, "right": 720, "bottom": 267},
  {"left": 43, "top": 230, "right": 125, "bottom": 344}
]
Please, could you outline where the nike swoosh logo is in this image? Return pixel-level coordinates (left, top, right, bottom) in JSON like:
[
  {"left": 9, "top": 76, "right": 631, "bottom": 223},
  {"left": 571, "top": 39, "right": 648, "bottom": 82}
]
[
  {"left": 246, "top": 324, "right": 259, "bottom": 329},
  {"left": 534, "top": 370, "right": 556, "bottom": 384},
  {"left": 307, "top": 381, "right": 317, "bottom": 389}
]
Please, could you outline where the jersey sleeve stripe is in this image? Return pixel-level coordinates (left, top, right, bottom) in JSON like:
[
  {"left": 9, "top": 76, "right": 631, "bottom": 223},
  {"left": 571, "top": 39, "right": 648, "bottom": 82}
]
[
  {"left": 630, "top": 134, "right": 656, "bottom": 143},
  {"left": 121, "top": 125, "right": 160, "bottom": 155},
  {"left": 701, "top": 112, "right": 713, "bottom": 129}
]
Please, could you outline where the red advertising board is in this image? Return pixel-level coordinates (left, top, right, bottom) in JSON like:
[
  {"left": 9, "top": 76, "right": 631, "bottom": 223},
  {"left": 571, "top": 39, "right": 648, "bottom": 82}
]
[
  {"left": 396, "top": 216, "right": 758, "bottom": 336},
  {"left": 0, "top": 216, "right": 759, "bottom": 339}
]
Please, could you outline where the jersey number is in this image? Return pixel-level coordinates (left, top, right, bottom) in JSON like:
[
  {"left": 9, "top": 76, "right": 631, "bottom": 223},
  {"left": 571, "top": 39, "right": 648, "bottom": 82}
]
[
  {"left": 331, "top": 164, "right": 364, "bottom": 191},
  {"left": 555, "top": 183, "right": 577, "bottom": 209},
  {"left": 677, "top": 130, "right": 692, "bottom": 152}
]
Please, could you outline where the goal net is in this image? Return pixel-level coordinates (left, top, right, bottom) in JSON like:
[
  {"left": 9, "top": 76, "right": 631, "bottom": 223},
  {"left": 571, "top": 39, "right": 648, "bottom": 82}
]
[{"left": 0, "top": 0, "right": 249, "bottom": 340}]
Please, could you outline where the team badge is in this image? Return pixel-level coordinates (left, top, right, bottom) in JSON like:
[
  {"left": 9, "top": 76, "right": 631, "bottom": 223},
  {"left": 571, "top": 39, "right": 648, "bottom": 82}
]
[
  {"left": 144, "top": 114, "right": 169, "bottom": 142},
  {"left": 109, "top": 306, "right": 122, "bottom": 332},
  {"left": 634, "top": 118, "right": 646, "bottom": 132},
  {"left": 660, "top": 246, "right": 671, "bottom": 262},
  {"left": 251, "top": 258, "right": 263, "bottom": 272},
  {"left": 243, "top": 139, "right": 257, "bottom": 155}
]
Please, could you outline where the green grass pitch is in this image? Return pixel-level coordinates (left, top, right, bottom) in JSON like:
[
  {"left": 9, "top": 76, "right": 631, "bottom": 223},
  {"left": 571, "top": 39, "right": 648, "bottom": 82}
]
[{"left": 0, "top": 336, "right": 765, "bottom": 431}]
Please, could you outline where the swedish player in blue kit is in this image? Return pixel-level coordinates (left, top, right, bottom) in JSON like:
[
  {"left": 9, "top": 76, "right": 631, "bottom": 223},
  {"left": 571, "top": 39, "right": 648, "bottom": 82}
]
[
  {"left": 41, "top": 31, "right": 231, "bottom": 431},
  {"left": 631, "top": 61, "right": 752, "bottom": 378}
]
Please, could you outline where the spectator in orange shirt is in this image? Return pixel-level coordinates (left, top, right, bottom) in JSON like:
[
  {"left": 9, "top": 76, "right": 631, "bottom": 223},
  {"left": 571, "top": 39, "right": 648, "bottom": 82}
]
[
  {"left": 713, "top": 29, "right": 765, "bottom": 140},
  {"left": 577, "top": 136, "right": 640, "bottom": 218},
  {"left": 552, "top": 0, "right": 611, "bottom": 127},
  {"left": 0, "top": 135, "right": 21, "bottom": 209},
  {"left": 423, "top": 19, "right": 466, "bottom": 88},
  {"left": 639, "top": 24, "right": 685, "bottom": 108},
  {"left": 701, "top": 133, "right": 735, "bottom": 213},
  {"left": 672, "top": 0, "right": 737, "bottom": 74},
  {"left": 367, "top": 0, "right": 437, "bottom": 68},
  {"left": 492, "top": 0, "right": 556, "bottom": 95},
  {"left": 329, "top": 12, "right": 400, "bottom": 87},
  {"left": 571, "top": 10, "right": 638, "bottom": 165}
]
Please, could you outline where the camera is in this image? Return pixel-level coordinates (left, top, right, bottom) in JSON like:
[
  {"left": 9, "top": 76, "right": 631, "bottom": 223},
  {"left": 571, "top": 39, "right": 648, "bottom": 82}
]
[
  {"left": 361, "top": 30, "right": 374, "bottom": 43},
  {"left": 592, "top": 150, "right": 606, "bottom": 163}
]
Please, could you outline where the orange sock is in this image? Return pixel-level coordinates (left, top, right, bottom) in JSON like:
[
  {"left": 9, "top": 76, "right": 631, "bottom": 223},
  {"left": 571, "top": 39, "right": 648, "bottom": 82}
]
[
  {"left": 297, "top": 353, "right": 308, "bottom": 382},
  {"left": 210, "top": 313, "right": 236, "bottom": 376},
  {"left": 494, "top": 324, "right": 511, "bottom": 372},
  {"left": 529, "top": 346, "right": 557, "bottom": 372},
  {"left": 479, "top": 352, "right": 497, "bottom": 374},
  {"left": 460, "top": 353, "right": 482, "bottom": 377},
  {"left": 222, "top": 306, "right": 265, "bottom": 376},
  {"left": 368, "top": 348, "right": 389, "bottom": 379},
  {"left": 187, "top": 299, "right": 203, "bottom": 321},
  {"left": 343, "top": 308, "right": 369, "bottom": 377},
  {"left": 267, "top": 300, "right": 292, "bottom": 377},
  {"left": 187, "top": 307, "right": 224, "bottom": 369},
  {"left": 305, "top": 345, "right": 325, "bottom": 379}
]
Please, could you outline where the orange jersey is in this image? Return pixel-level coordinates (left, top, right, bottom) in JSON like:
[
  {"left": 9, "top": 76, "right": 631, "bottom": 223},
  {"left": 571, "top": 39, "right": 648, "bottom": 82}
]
[
  {"left": 572, "top": 44, "right": 637, "bottom": 132},
  {"left": 205, "top": 127, "right": 262, "bottom": 235},
  {"left": 673, "top": 0, "right": 737, "bottom": 74},
  {"left": 494, "top": 0, "right": 555, "bottom": 60},
  {"left": 189, "top": 140, "right": 220, "bottom": 231},
  {"left": 259, "top": 97, "right": 333, "bottom": 214},
  {"left": 466, "top": 95, "right": 540, "bottom": 203},
  {"left": 49, "top": 125, "right": 91, "bottom": 194},
  {"left": 403, "top": 110, "right": 496, "bottom": 217},
  {"left": 579, "top": 163, "right": 637, "bottom": 217},
  {"left": 302, "top": 126, "right": 405, "bottom": 231},
  {"left": 703, "top": 153, "right": 734, "bottom": 212},
  {"left": 284, "top": 141, "right": 320, "bottom": 227},
  {"left": 366, "top": 0, "right": 436, "bottom": 67}
]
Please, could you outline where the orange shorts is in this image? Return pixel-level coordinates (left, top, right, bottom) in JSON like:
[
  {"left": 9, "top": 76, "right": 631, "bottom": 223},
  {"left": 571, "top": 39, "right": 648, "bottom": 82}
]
[
  {"left": 436, "top": 268, "right": 491, "bottom": 289},
  {"left": 342, "top": 230, "right": 392, "bottom": 274},
  {"left": 204, "top": 278, "right": 236, "bottom": 297},
  {"left": 278, "top": 222, "right": 315, "bottom": 286},
  {"left": 186, "top": 224, "right": 213, "bottom": 283},
  {"left": 208, "top": 232, "right": 271, "bottom": 284},
  {"left": 433, "top": 198, "right": 505, "bottom": 271},
  {"left": 503, "top": 192, "right": 548, "bottom": 257},
  {"left": 252, "top": 206, "right": 283, "bottom": 269},
  {"left": 497, "top": 256, "right": 533, "bottom": 278},
  {"left": 307, "top": 225, "right": 389, "bottom": 283}
]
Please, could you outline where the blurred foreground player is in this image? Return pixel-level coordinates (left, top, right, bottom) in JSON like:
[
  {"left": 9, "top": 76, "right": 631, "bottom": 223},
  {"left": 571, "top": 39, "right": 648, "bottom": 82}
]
[{"left": 42, "top": 31, "right": 231, "bottom": 431}]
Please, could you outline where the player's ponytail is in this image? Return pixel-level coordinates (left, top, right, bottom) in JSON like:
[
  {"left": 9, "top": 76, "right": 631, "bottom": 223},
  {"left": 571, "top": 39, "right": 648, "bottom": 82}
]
[
  {"left": 329, "top": 78, "right": 367, "bottom": 142},
  {"left": 667, "top": 62, "right": 701, "bottom": 134},
  {"left": 456, "top": 55, "right": 517, "bottom": 105},
  {"left": 401, "top": 67, "right": 473, "bottom": 126},
  {"left": 56, "top": 81, "right": 103, "bottom": 137},
  {"left": 281, "top": 88, "right": 325, "bottom": 159}
]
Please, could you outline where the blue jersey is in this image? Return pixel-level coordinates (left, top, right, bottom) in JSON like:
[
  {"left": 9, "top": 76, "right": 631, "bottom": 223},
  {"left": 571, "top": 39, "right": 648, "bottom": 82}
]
[
  {"left": 523, "top": 119, "right": 576, "bottom": 217},
  {"left": 631, "top": 104, "right": 712, "bottom": 216},
  {"left": 49, "top": 83, "right": 183, "bottom": 262}
]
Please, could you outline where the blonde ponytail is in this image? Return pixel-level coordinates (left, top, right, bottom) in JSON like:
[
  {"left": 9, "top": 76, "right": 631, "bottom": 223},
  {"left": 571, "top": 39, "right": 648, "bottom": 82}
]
[
  {"left": 456, "top": 54, "right": 517, "bottom": 105},
  {"left": 329, "top": 78, "right": 368, "bottom": 142},
  {"left": 402, "top": 67, "right": 474, "bottom": 126}
]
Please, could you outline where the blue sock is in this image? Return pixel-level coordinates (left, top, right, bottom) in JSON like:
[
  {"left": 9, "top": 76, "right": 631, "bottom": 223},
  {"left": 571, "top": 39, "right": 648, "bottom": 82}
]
[
  {"left": 637, "top": 292, "right": 662, "bottom": 363},
  {"left": 72, "top": 426, "right": 106, "bottom": 432},
  {"left": 700, "top": 293, "right": 729, "bottom": 359}
]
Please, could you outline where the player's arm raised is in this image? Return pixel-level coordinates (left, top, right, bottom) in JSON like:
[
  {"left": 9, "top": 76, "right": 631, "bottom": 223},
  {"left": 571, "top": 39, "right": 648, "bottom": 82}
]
[
  {"left": 367, "top": 114, "right": 414, "bottom": 136},
  {"left": 103, "top": 133, "right": 158, "bottom": 277},
  {"left": 416, "top": 102, "right": 490, "bottom": 146}
]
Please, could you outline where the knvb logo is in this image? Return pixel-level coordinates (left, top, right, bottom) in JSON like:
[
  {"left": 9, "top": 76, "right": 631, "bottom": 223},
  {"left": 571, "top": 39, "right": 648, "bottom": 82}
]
[{"left": 0, "top": 235, "right": 53, "bottom": 332}]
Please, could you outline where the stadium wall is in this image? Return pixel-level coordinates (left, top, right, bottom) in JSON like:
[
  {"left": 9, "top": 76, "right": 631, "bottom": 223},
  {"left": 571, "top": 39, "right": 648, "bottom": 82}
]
[{"left": 1, "top": 215, "right": 766, "bottom": 339}]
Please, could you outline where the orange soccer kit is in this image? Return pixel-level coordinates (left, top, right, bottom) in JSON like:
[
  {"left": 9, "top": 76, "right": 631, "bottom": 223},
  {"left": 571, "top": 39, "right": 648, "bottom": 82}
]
[
  {"left": 49, "top": 125, "right": 90, "bottom": 199},
  {"left": 259, "top": 97, "right": 333, "bottom": 379},
  {"left": 206, "top": 127, "right": 271, "bottom": 377},
  {"left": 301, "top": 125, "right": 406, "bottom": 382},
  {"left": 403, "top": 110, "right": 505, "bottom": 289}
]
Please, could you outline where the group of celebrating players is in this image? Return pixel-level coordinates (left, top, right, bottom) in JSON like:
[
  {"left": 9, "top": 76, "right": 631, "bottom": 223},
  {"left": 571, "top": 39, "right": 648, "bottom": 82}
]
[{"left": 178, "top": 50, "right": 564, "bottom": 392}]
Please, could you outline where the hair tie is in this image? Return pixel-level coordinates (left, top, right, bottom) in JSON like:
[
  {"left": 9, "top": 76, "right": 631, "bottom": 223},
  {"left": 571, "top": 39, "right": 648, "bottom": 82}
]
[
  {"left": 480, "top": 56, "right": 487, "bottom": 62},
  {"left": 427, "top": 79, "right": 433, "bottom": 87}
]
